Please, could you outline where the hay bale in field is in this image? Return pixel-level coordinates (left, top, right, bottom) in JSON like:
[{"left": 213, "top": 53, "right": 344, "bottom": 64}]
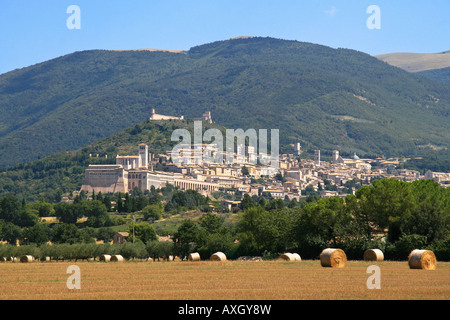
[
  {"left": 20, "top": 255, "right": 35, "bottom": 263},
  {"left": 147, "top": 257, "right": 153, "bottom": 262},
  {"left": 210, "top": 252, "right": 227, "bottom": 261},
  {"left": 320, "top": 248, "right": 347, "bottom": 268},
  {"left": 7, "top": 257, "right": 18, "bottom": 263},
  {"left": 280, "top": 253, "right": 295, "bottom": 261},
  {"left": 188, "top": 252, "right": 201, "bottom": 261},
  {"left": 363, "top": 249, "right": 384, "bottom": 261},
  {"left": 0, "top": 257, "right": 7, "bottom": 262},
  {"left": 99, "top": 254, "right": 111, "bottom": 262},
  {"left": 408, "top": 249, "right": 437, "bottom": 270},
  {"left": 40, "top": 256, "right": 51, "bottom": 262},
  {"left": 280, "top": 253, "right": 301, "bottom": 261},
  {"left": 292, "top": 253, "right": 302, "bottom": 261},
  {"left": 111, "top": 254, "right": 124, "bottom": 262}
]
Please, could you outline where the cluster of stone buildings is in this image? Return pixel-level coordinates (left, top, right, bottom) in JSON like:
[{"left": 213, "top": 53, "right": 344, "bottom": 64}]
[
  {"left": 79, "top": 109, "right": 449, "bottom": 202},
  {"left": 80, "top": 141, "right": 449, "bottom": 202},
  {"left": 80, "top": 141, "right": 270, "bottom": 195}
]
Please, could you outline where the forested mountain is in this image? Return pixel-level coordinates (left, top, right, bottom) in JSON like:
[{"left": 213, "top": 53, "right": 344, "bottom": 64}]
[
  {"left": 1, "top": 37, "right": 449, "bottom": 168},
  {"left": 417, "top": 66, "right": 450, "bottom": 84}
]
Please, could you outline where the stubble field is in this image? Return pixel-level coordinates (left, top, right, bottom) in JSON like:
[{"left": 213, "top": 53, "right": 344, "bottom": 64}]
[{"left": 0, "top": 260, "right": 449, "bottom": 300}]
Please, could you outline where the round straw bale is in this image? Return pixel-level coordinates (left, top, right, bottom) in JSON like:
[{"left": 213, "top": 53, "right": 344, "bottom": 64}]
[
  {"left": 408, "top": 249, "right": 437, "bottom": 270},
  {"left": 99, "top": 254, "right": 111, "bottom": 262},
  {"left": 210, "top": 251, "right": 227, "bottom": 261},
  {"left": 280, "top": 253, "right": 295, "bottom": 261},
  {"left": 110, "top": 254, "right": 124, "bottom": 262},
  {"left": 0, "top": 257, "right": 7, "bottom": 262},
  {"left": 40, "top": 256, "right": 51, "bottom": 262},
  {"left": 147, "top": 257, "right": 153, "bottom": 262},
  {"left": 7, "top": 257, "right": 17, "bottom": 262},
  {"left": 20, "top": 255, "right": 35, "bottom": 263},
  {"left": 292, "top": 253, "right": 302, "bottom": 261},
  {"left": 188, "top": 252, "right": 201, "bottom": 261},
  {"left": 320, "top": 248, "right": 347, "bottom": 268},
  {"left": 363, "top": 249, "right": 384, "bottom": 261}
]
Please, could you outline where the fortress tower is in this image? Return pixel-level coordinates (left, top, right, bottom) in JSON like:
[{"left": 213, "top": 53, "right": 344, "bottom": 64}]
[
  {"left": 332, "top": 150, "right": 339, "bottom": 164},
  {"left": 314, "top": 150, "right": 320, "bottom": 167},
  {"left": 202, "top": 111, "right": 213, "bottom": 124},
  {"left": 295, "top": 142, "right": 301, "bottom": 155},
  {"left": 193, "top": 111, "right": 213, "bottom": 123}
]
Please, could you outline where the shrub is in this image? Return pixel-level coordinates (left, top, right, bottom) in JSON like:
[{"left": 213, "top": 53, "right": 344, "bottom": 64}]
[
  {"left": 432, "top": 239, "right": 450, "bottom": 261},
  {"left": 339, "top": 238, "right": 386, "bottom": 260},
  {"left": 385, "top": 234, "right": 428, "bottom": 260},
  {"left": 118, "top": 242, "right": 148, "bottom": 260},
  {"left": 146, "top": 240, "right": 174, "bottom": 260}
]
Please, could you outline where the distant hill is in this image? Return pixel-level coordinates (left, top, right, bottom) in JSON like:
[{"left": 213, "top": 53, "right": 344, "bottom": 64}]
[
  {"left": 1, "top": 37, "right": 450, "bottom": 168},
  {"left": 375, "top": 50, "right": 450, "bottom": 84},
  {"left": 375, "top": 51, "right": 450, "bottom": 72}
]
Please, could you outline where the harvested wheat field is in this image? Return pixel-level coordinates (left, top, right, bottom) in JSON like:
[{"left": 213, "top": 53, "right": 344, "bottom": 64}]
[{"left": 0, "top": 260, "right": 449, "bottom": 300}]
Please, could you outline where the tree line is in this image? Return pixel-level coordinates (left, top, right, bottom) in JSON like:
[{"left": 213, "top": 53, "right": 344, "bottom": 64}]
[
  {"left": 0, "top": 179, "right": 449, "bottom": 261},
  {"left": 0, "top": 185, "right": 212, "bottom": 245},
  {"left": 172, "top": 179, "right": 450, "bottom": 261}
]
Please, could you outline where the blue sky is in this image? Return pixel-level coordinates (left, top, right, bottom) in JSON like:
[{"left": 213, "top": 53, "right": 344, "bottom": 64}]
[{"left": 1, "top": 0, "right": 449, "bottom": 75}]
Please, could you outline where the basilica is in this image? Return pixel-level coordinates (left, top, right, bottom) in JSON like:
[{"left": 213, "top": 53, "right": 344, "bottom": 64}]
[{"left": 80, "top": 143, "right": 221, "bottom": 195}]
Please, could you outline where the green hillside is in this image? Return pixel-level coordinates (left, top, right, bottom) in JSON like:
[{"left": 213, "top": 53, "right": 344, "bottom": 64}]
[
  {"left": 0, "top": 119, "right": 225, "bottom": 202},
  {"left": 1, "top": 37, "right": 449, "bottom": 168},
  {"left": 418, "top": 66, "right": 450, "bottom": 84}
]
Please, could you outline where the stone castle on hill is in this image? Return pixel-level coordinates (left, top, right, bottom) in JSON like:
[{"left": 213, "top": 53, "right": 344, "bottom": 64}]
[
  {"left": 149, "top": 108, "right": 184, "bottom": 121},
  {"left": 149, "top": 108, "right": 213, "bottom": 123}
]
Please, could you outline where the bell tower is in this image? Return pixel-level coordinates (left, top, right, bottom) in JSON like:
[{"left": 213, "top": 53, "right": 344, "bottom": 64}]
[{"left": 138, "top": 143, "right": 149, "bottom": 169}]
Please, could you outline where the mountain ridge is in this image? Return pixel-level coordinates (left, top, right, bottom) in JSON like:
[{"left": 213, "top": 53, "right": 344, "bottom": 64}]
[{"left": 0, "top": 36, "right": 449, "bottom": 168}]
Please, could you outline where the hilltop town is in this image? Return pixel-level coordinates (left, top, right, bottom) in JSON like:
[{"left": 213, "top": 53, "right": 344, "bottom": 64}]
[{"left": 79, "top": 110, "right": 450, "bottom": 206}]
